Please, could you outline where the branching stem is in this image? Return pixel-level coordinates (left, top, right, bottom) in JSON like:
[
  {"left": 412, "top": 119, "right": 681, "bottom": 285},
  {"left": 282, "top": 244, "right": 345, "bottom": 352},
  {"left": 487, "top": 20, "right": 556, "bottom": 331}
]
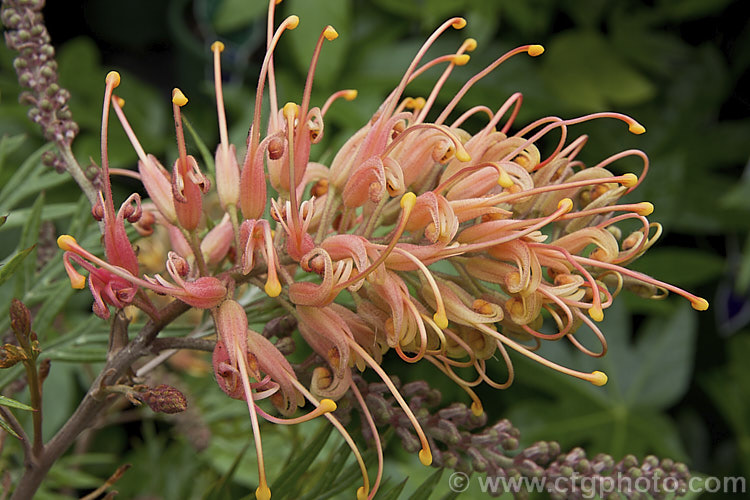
[{"left": 10, "top": 299, "right": 190, "bottom": 500}]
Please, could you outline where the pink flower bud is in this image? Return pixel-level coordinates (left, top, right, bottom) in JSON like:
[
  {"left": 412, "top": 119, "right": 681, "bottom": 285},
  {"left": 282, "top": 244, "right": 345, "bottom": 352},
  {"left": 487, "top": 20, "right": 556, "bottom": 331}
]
[
  {"left": 200, "top": 214, "right": 234, "bottom": 266},
  {"left": 167, "top": 224, "right": 193, "bottom": 260},
  {"left": 239, "top": 152, "right": 268, "bottom": 221},
  {"left": 172, "top": 155, "right": 203, "bottom": 231},
  {"left": 175, "top": 276, "right": 226, "bottom": 309},
  {"left": 215, "top": 144, "right": 240, "bottom": 210},
  {"left": 214, "top": 299, "right": 248, "bottom": 365},
  {"left": 138, "top": 154, "right": 177, "bottom": 224}
]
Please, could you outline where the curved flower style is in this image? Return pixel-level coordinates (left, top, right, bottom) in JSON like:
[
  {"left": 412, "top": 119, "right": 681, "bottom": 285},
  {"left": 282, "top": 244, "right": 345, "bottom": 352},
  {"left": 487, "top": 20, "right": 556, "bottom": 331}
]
[{"left": 58, "top": 1, "right": 708, "bottom": 498}]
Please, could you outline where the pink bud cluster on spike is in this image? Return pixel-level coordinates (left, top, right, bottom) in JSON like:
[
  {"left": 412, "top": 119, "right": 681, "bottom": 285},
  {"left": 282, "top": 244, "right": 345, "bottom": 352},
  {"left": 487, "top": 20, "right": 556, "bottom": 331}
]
[{"left": 58, "top": 0, "right": 708, "bottom": 498}]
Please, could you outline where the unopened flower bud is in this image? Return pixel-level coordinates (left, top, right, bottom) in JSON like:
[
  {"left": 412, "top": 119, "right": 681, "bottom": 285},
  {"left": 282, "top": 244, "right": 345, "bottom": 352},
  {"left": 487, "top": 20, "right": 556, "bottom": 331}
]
[
  {"left": 10, "top": 298, "right": 32, "bottom": 339},
  {"left": 20, "top": 72, "right": 34, "bottom": 87},
  {"left": 621, "top": 454, "right": 639, "bottom": 469},
  {"left": 200, "top": 214, "right": 233, "bottom": 266},
  {"left": 435, "top": 419, "right": 461, "bottom": 445},
  {"left": 365, "top": 393, "right": 393, "bottom": 423},
  {"left": 215, "top": 144, "right": 240, "bottom": 210},
  {"left": 2, "top": 12, "right": 22, "bottom": 28},
  {"left": 627, "top": 466, "right": 643, "bottom": 479},
  {"left": 438, "top": 403, "right": 470, "bottom": 421},
  {"left": 518, "top": 458, "right": 544, "bottom": 478},
  {"left": 138, "top": 384, "right": 188, "bottom": 414},
  {"left": 395, "top": 427, "right": 420, "bottom": 453},
  {"left": 501, "top": 436, "right": 519, "bottom": 451}
]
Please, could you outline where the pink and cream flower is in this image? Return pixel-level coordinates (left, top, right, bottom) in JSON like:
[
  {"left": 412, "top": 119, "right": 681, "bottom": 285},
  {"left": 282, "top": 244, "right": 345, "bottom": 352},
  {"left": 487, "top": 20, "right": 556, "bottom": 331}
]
[{"left": 58, "top": 1, "right": 708, "bottom": 498}]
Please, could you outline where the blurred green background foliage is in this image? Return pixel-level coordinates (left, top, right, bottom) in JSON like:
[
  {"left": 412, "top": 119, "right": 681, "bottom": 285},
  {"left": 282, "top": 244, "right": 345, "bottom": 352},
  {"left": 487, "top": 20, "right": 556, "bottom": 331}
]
[{"left": 1, "top": 0, "right": 749, "bottom": 498}]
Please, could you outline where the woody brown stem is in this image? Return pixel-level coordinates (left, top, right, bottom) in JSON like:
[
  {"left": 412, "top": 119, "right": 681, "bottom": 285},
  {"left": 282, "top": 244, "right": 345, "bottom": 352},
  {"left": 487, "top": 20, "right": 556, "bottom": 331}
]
[
  {"left": 150, "top": 337, "right": 215, "bottom": 353},
  {"left": 10, "top": 299, "right": 190, "bottom": 500}
]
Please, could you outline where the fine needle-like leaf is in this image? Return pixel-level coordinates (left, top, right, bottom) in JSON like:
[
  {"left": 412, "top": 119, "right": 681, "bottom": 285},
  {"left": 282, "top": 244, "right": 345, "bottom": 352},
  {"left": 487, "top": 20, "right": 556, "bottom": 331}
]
[
  {"left": 0, "top": 143, "right": 50, "bottom": 213},
  {"left": 0, "top": 245, "right": 35, "bottom": 288},
  {"left": 408, "top": 468, "right": 445, "bottom": 500},
  {"left": 374, "top": 477, "right": 409, "bottom": 500},
  {"left": 0, "top": 394, "right": 35, "bottom": 411},
  {"left": 272, "top": 423, "right": 333, "bottom": 499},
  {"left": 16, "top": 191, "right": 45, "bottom": 296},
  {"left": 205, "top": 442, "right": 251, "bottom": 500},
  {"left": 0, "top": 415, "right": 22, "bottom": 439}
]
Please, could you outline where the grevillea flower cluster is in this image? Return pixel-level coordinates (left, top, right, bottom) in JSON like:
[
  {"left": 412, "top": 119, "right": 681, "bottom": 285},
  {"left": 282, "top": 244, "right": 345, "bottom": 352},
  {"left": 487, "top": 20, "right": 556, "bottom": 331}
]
[{"left": 56, "top": 1, "right": 708, "bottom": 498}]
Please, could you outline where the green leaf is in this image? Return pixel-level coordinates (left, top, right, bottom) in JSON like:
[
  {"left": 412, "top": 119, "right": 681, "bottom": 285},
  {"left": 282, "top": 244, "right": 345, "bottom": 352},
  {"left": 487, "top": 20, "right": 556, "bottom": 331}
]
[
  {"left": 57, "top": 453, "right": 116, "bottom": 468},
  {"left": 3, "top": 172, "right": 70, "bottom": 214},
  {"left": 55, "top": 37, "right": 105, "bottom": 130},
  {"left": 721, "top": 175, "right": 750, "bottom": 211},
  {"left": 205, "top": 443, "right": 250, "bottom": 500},
  {"left": 26, "top": 280, "right": 76, "bottom": 335},
  {"left": 610, "top": 17, "right": 692, "bottom": 77},
  {"left": 371, "top": 0, "right": 419, "bottom": 17},
  {"left": 376, "top": 477, "right": 408, "bottom": 500},
  {"left": 16, "top": 191, "right": 45, "bottom": 296},
  {"left": 0, "top": 143, "right": 49, "bottom": 213},
  {"left": 0, "top": 203, "right": 80, "bottom": 231},
  {"left": 0, "top": 245, "right": 35, "bottom": 287},
  {"left": 40, "top": 361, "right": 80, "bottom": 442},
  {"left": 624, "top": 303, "right": 697, "bottom": 408},
  {"left": 57, "top": 37, "right": 169, "bottom": 168},
  {"left": 408, "top": 468, "right": 444, "bottom": 500},
  {"left": 702, "top": 334, "right": 750, "bottom": 478},
  {"left": 738, "top": 232, "right": 750, "bottom": 291},
  {"left": 540, "top": 30, "right": 656, "bottom": 112},
  {"left": 0, "top": 364, "right": 24, "bottom": 393},
  {"left": 630, "top": 248, "right": 725, "bottom": 289},
  {"left": 46, "top": 462, "right": 109, "bottom": 489},
  {"left": 285, "top": 0, "right": 352, "bottom": 90},
  {"left": 438, "top": 490, "right": 461, "bottom": 500},
  {"left": 561, "top": 0, "right": 609, "bottom": 29},
  {"left": 300, "top": 441, "right": 357, "bottom": 500},
  {"left": 212, "top": 0, "right": 266, "bottom": 33},
  {"left": 0, "top": 415, "right": 21, "bottom": 439},
  {"left": 504, "top": 301, "right": 695, "bottom": 460},
  {"left": 272, "top": 423, "right": 333, "bottom": 499},
  {"left": 498, "top": 0, "right": 555, "bottom": 36},
  {"left": 0, "top": 394, "right": 35, "bottom": 411},
  {"left": 65, "top": 194, "right": 97, "bottom": 241},
  {"left": 657, "top": 0, "right": 734, "bottom": 21},
  {"left": 464, "top": 2, "right": 500, "bottom": 44},
  {"left": 0, "top": 133, "right": 26, "bottom": 178},
  {"left": 373, "top": 0, "right": 466, "bottom": 22}
]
